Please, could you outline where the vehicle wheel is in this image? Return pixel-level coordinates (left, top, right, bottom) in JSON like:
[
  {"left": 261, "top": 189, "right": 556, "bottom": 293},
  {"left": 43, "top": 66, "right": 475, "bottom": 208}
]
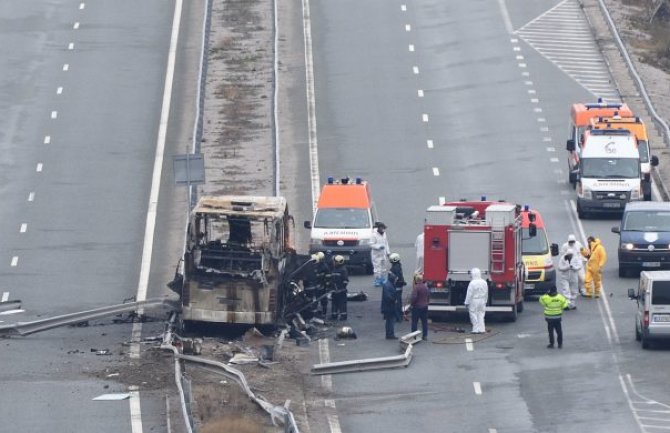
[
  {"left": 642, "top": 334, "right": 651, "bottom": 349},
  {"left": 635, "top": 323, "right": 642, "bottom": 341},
  {"left": 517, "top": 299, "right": 524, "bottom": 313},
  {"left": 506, "top": 304, "right": 518, "bottom": 322},
  {"left": 619, "top": 267, "right": 628, "bottom": 278},
  {"left": 577, "top": 204, "right": 586, "bottom": 219},
  {"left": 365, "top": 262, "right": 374, "bottom": 275}
]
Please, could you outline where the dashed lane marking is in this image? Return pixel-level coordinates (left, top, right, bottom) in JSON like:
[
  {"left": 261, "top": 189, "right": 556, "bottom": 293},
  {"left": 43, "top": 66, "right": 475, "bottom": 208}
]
[
  {"left": 19, "top": 224, "right": 27, "bottom": 233},
  {"left": 408, "top": 44, "right": 414, "bottom": 52},
  {"left": 417, "top": 89, "right": 424, "bottom": 97},
  {"left": 405, "top": 24, "right": 411, "bottom": 31},
  {"left": 10, "top": 257, "right": 18, "bottom": 267},
  {"left": 62, "top": 64, "right": 69, "bottom": 71},
  {"left": 68, "top": 42, "right": 74, "bottom": 50},
  {"left": 1, "top": 292, "right": 8, "bottom": 303},
  {"left": 413, "top": 66, "right": 419, "bottom": 74},
  {"left": 44, "top": 136, "right": 50, "bottom": 144},
  {"left": 73, "top": 22, "right": 80, "bottom": 29},
  {"left": 401, "top": 4, "right": 406, "bottom": 11},
  {"left": 56, "top": 87, "right": 63, "bottom": 94},
  {"left": 465, "top": 338, "right": 474, "bottom": 351},
  {"left": 28, "top": 192, "right": 35, "bottom": 202},
  {"left": 427, "top": 139, "right": 433, "bottom": 148},
  {"left": 432, "top": 167, "right": 440, "bottom": 176},
  {"left": 422, "top": 113, "right": 429, "bottom": 122},
  {"left": 473, "top": 382, "right": 482, "bottom": 395},
  {"left": 36, "top": 163, "right": 43, "bottom": 172}
]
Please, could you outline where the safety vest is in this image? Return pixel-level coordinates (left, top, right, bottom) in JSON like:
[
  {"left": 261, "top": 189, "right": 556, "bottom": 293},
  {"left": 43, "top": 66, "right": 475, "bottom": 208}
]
[{"left": 539, "top": 293, "right": 568, "bottom": 317}]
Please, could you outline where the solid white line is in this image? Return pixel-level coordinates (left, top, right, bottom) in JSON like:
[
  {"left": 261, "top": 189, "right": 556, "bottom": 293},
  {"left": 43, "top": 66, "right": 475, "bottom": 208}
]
[
  {"left": 465, "top": 338, "right": 474, "bottom": 351},
  {"left": 36, "top": 163, "right": 43, "bottom": 172},
  {"left": 417, "top": 89, "right": 424, "bottom": 97},
  {"left": 432, "top": 167, "right": 439, "bottom": 176},
  {"left": 62, "top": 64, "right": 69, "bottom": 71},
  {"left": 496, "top": 0, "right": 514, "bottom": 33},
  {"left": 327, "top": 414, "right": 343, "bottom": 433},
  {"left": 1, "top": 292, "right": 8, "bottom": 303},
  {"left": 427, "top": 139, "right": 434, "bottom": 148},
  {"left": 129, "top": 0, "right": 182, "bottom": 360},
  {"left": 129, "top": 387, "right": 143, "bottom": 433},
  {"left": 68, "top": 42, "right": 74, "bottom": 50},
  {"left": 10, "top": 257, "right": 18, "bottom": 267},
  {"left": 28, "top": 192, "right": 35, "bottom": 202},
  {"left": 56, "top": 87, "right": 63, "bottom": 94},
  {"left": 473, "top": 382, "right": 482, "bottom": 395},
  {"left": 19, "top": 224, "right": 27, "bottom": 233},
  {"left": 303, "top": 0, "right": 320, "bottom": 211},
  {"left": 73, "top": 22, "right": 80, "bottom": 29},
  {"left": 619, "top": 375, "right": 648, "bottom": 432},
  {"left": 51, "top": 111, "right": 57, "bottom": 119},
  {"left": 318, "top": 338, "right": 333, "bottom": 391},
  {"left": 44, "top": 136, "right": 51, "bottom": 144},
  {"left": 422, "top": 114, "right": 429, "bottom": 122}
]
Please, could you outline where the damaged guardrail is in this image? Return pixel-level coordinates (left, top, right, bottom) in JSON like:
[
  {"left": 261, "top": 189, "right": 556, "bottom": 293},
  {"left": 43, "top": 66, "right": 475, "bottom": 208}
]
[
  {"left": 0, "top": 298, "right": 173, "bottom": 336},
  {"left": 311, "top": 339, "right": 416, "bottom": 375},
  {"left": 0, "top": 300, "right": 21, "bottom": 314}
]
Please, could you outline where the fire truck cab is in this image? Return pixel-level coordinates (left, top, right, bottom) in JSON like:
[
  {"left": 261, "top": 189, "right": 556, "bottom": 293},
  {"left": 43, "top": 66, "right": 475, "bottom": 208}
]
[{"left": 423, "top": 199, "right": 528, "bottom": 322}]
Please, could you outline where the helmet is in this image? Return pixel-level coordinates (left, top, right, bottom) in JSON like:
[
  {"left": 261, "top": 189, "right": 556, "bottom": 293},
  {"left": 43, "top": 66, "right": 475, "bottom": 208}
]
[
  {"left": 311, "top": 251, "right": 325, "bottom": 262},
  {"left": 389, "top": 253, "right": 401, "bottom": 263},
  {"left": 333, "top": 255, "right": 345, "bottom": 265},
  {"left": 567, "top": 234, "right": 576, "bottom": 243}
]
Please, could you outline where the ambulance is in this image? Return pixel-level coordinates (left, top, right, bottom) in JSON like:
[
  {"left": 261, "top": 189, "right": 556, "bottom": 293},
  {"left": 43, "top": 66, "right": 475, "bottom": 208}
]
[
  {"left": 520, "top": 207, "right": 559, "bottom": 297},
  {"left": 573, "top": 129, "right": 644, "bottom": 218},
  {"left": 567, "top": 99, "right": 633, "bottom": 187},
  {"left": 590, "top": 115, "right": 657, "bottom": 176},
  {"left": 304, "top": 177, "right": 377, "bottom": 273}
]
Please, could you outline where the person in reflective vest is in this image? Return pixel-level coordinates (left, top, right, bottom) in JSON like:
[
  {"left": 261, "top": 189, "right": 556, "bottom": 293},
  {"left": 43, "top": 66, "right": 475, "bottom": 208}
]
[{"left": 539, "top": 286, "right": 569, "bottom": 349}]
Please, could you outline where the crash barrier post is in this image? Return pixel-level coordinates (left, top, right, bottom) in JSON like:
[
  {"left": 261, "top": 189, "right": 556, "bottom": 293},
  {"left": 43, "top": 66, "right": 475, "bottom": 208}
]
[
  {"left": 399, "top": 330, "right": 423, "bottom": 350},
  {"left": 0, "top": 298, "right": 173, "bottom": 336}
]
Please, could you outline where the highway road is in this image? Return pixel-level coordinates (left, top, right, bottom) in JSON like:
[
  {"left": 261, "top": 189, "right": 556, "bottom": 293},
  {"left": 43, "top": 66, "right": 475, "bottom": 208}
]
[
  {"left": 0, "top": 1, "right": 202, "bottom": 432},
  {"left": 305, "top": 0, "right": 670, "bottom": 432}
]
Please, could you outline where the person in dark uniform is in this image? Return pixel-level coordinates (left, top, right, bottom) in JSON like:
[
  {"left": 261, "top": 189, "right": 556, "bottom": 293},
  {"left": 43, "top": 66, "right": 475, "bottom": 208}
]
[
  {"left": 330, "top": 255, "right": 349, "bottom": 321},
  {"left": 382, "top": 273, "right": 398, "bottom": 339},
  {"left": 312, "top": 252, "right": 332, "bottom": 318},
  {"left": 389, "top": 253, "right": 407, "bottom": 322}
]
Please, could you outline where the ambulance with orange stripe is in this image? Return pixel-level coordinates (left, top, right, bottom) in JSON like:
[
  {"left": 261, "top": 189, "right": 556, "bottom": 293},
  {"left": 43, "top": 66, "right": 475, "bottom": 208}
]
[
  {"left": 566, "top": 99, "right": 633, "bottom": 187},
  {"left": 304, "top": 177, "right": 377, "bottom": 273}
]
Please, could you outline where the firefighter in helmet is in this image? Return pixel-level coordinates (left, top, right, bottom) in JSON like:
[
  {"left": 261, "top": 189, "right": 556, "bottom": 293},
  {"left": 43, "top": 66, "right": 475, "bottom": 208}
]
[
  {"left": 330, "top": 255, "right": 349, "bottom": 321},
  {"left": 389, "top": 253, "right": 407, "bottom": 322}
]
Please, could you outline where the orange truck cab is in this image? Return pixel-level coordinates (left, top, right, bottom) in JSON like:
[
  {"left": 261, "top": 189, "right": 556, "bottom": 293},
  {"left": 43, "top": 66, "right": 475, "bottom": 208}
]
[
  {"left": 304, "top": 177, "right": 377, "bottom": 273},
  {"left": 567, "top": 99, "right": 633, "bottom": 186},
  {"left": 520, "top": 206, "right": 559, "bottom": 296}
]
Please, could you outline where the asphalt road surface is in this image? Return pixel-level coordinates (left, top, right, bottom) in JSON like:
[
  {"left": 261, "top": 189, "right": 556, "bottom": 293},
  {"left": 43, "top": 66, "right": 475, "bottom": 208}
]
[
  {"left": 306, "top": 0, "right": 670, "bottom": 432},
  {"left": 0, "top": 1, "right": 200, "bottom": 431}
]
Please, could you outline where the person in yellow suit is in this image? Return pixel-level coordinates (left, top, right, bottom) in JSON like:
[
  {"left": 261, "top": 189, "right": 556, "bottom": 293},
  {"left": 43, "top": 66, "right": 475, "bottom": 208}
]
[{"left": 581, "top": 236, "right": 607, "bottom": 298}]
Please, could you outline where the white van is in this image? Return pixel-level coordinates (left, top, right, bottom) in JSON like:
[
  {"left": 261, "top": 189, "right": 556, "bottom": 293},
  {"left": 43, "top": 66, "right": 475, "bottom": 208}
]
[{"left": 628, "top": 270, "right": 670, "bottom": 349}]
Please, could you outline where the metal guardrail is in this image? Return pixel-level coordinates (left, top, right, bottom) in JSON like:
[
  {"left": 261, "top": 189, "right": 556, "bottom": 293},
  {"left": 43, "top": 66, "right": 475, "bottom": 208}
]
[
  {"left": 0, "top": 300, "right": 21, "bottom": 313},
  {"left": 0, "top": 298, "right": 172, "bottom": 336},
  {"left": 596, "top": 0, "right": 670, "bottom": 147},
  {"left": 311, "top": 343, "right": 414, "bottom": 375}
]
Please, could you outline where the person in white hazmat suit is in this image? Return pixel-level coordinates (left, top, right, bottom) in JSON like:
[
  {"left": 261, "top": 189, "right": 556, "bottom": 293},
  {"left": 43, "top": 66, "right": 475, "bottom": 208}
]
[
  {"left": 561, "top": 234, "right": 585, "bottom": 294},
  {"left": 414, "top": 232, "right": 424, "bottom": 275},
  {"left": 371, "top": 222, "right": 390, "bottom": 287},
  {"left": 464, "top": 268, "right": 488, "bottom": 334},
  {"left": 557, "top": 251, "right": 581, "bottom": 309}
]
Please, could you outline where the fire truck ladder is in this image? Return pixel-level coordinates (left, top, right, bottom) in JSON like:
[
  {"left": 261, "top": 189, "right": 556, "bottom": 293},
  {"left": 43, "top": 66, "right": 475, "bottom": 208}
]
[{"left": 490, "top": 227, "right": 505, "bottom": 274}]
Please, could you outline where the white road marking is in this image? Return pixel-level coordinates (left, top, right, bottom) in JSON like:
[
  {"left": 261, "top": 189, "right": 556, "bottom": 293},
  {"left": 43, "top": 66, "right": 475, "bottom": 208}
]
[
  {"left": 417, "top": 89, "right": 424, "bottom": 97},
  {"left": 489, "top": 429, "right": 498, "bottom": 433},
  {"left": 73, "top": 22, "right": 80, "bottom": 29},
  {"left": 438, "top": 196, "right": 445, "bottom": 205},
  {"left": 62, "top": 64, "right": 69, "bottom": 71},
  {"left": 550, "top": 157, "right": 559, "bottom": 162},
  {"left": 129, "top": 0, "right": 183, "bottom": 360},
  {"left": 56, "top": 87, "right": 63, "bottom": 94},
  {"left": 518, "top": 63, "right": 527, "bottom": 68},
  {"left": 303, "top": 0, "right": 320, "bottom": 210},
  {"left": 405, "top": 24, "right": 411, "bottom": 32},
  {"left": 497, "top": 0, "right": 514, "bottom": 33},
  {"left": 546, "top": 147, "right": 555, "bottom": 152},
  {"left": 537, "top": 118, "right": 546, "bottom": 122},
  {"left": 422, "top": 113, "right": 429, "bottom": 122},
  {"left": 426, "top": 139, "right": 434, "bottom": 148},
  {"left": 10, "top": 257, "right": 18, "bottom": 267},
  {"left": 432, "top": 167, "right": 439, "bottom": 176},
  {"left": 510, "top": 38, "right": 518, "bottom": 43},
  {"left": 51, "top": 111, "right": 57, "bottom": 119},
  {"left": 524, "top": 80, "right": 533, "bottom": 85},
  {"left": 522, "top": 71, "right": 530, "bottom": 76},
  {"left": 513, "top": 46, "right": 521, "bottom": 51},
  {"left": 534, "top": 107, "right": 543, "bottom": 113},
  {"left": 473, "top": 382, "right": 482, "bottom": 395},
  {"left": 408, "top": 44, "right": 414, "bottom": 52},
  {"left": 19, "top": 224, "right": 27, "bottom": 233},
  {"left": 68, "top": 42, "right": 74, "bottom": 50},
  {"left": 401, "top": 4, "right": 406, "bottom": 11},
  {"left": 528, "top": 89, "right": 536, "bottom": 94},
  {"left": 531, "top": 98, "right": 539, "bottom": 103},
  {"left": 516, "top": 55, "right": 524, "bottom": 60},
  {"left": 44, "top": 136, "right": 51, "bottom": 144},
  {"left": 36, "top": 163, "right": 43, "bottom": 172},
  {"left": 28, "top": 192, "right": 35, "bottom": 202},
  {"left": 465, "top": 338, "right": 474, "bottom": 351},
  {"left": 327, "top": 414, "right": 343, "bottom": 433},
  {"left": 413, "top": 66, "right": 419, "bottom": 74},
  {"left": 79, "top": 3, "right": 85, "bottom": 10},
  {"left": 1, "top": 292, "right": 8, "bottom": 302},
  {"left": 543, "top": 137, "right": 552, "bottom": 142},
  {"left": 129, "top": 387, "right": 143, "bottom": 433},
  {"left": 540, "top": 126, "right": 549, "bottom": 132},
  {"left": 318, "top": 338, "right": 333, "bottom": 391}
]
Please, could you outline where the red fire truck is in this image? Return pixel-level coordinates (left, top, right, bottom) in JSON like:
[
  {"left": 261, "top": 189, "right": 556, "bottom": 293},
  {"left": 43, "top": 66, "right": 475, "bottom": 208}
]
[{"left": 423, "top": 199, "right": 530, "bottom": 321}]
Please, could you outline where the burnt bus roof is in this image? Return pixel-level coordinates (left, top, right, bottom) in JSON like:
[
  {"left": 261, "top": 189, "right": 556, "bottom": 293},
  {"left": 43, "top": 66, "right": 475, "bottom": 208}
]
[{"left": 193, "top": 195, "right": 287, "bottom": 219}]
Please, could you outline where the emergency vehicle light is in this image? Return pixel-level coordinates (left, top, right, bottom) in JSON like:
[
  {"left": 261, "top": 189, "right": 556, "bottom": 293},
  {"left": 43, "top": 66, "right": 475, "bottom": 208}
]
[
  {"left": 481, "top": 196, "right": 486, "bottom": 201},
  {"left": 523, "top": 205, "right": 529, "bottom": 212},
  {"left": 327, "top": 176, "right": 334, "bottom": 184},
  {"left": 355, "top": 177, "right": 362, "bottom": 184}
]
